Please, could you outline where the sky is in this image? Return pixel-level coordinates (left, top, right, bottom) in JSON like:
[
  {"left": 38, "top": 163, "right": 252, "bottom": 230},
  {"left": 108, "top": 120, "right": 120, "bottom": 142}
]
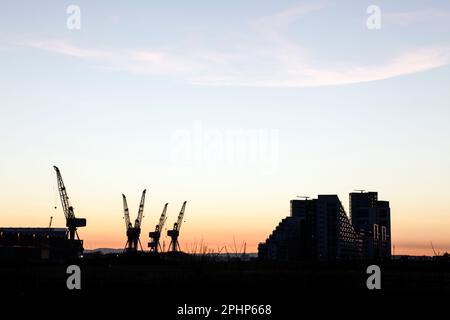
[{"left": 1, "top": 0, "right": 450, "bottom": 255}]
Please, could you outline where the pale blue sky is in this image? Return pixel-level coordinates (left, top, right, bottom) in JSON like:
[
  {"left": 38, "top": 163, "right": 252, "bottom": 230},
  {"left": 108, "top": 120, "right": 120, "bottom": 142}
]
[{"left": 1, "top": 1, "right": 449, "bottom": 253}]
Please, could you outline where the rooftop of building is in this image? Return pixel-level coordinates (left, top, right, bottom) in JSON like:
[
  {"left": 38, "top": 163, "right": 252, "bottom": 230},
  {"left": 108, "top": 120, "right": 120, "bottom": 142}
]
[{"left": 0, "top": 227, "right": 67, "bottom": 235}]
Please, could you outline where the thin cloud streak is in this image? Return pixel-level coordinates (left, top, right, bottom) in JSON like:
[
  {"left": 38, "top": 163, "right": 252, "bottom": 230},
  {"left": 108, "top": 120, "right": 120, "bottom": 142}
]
[
  {"left": 14, "top": 4, "right": 450, "bottom": 88},
  {"left": 18, "top": 38, "right": 450, "bottom": 88},
  {"left": 384, "top": 9, "right": 450, "bottom": 25},
  {"left": 195, "top": 46, "right": 450, "bottom": 87},
  {"left": 20, "top": 40, "right": 113, "bottom": 60}
]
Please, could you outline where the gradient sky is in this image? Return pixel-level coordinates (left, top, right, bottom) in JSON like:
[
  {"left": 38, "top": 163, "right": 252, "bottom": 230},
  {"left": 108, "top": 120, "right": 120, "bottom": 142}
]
[{"left": 1, "top": 1, "right": 450, "bottom": 255}]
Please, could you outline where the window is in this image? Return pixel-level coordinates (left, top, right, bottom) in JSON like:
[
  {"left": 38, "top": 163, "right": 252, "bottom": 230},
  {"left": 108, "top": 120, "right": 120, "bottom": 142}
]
[{"left": 373, "top": 224, "right": 379, "bottom": 240}]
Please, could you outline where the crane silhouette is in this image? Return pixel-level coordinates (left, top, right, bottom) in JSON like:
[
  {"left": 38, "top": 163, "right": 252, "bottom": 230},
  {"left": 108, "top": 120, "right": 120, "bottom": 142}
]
[
  {"left": 123, "top": 189, "right": 147, "bottom": 253},
  {"left": 54, "top": 166, "right": 86, "bottom": 241},
  {"left": 148, "top": 203, "right": 168, "bottom": 253},
  {"left": 167, "top": 201, "right": 187, "bottom": 252}
]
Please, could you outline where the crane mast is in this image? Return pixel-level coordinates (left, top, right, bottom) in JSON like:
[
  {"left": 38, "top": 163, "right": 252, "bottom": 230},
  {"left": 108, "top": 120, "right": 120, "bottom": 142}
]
[
  {"left": 167, "top": 201, "right": 187, "bottom": 252},
  {"left": 53, "top": 166, "right": 86, "bottom": 241},
  {"left": 148, "top": 203, "right": 168, "bottom": 253}
]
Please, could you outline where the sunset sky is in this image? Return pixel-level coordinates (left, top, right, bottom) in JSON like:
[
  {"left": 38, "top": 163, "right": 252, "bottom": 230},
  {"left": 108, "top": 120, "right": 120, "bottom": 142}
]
[{"left": 1, "top": 1, "right": 450, "bottom": 255}]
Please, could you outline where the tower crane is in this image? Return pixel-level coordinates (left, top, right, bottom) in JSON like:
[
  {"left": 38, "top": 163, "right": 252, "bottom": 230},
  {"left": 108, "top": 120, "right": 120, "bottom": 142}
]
[
  {"left": 54, "top": 166, "right": 86, "bottom": 241},
  {"left": 167, "top": 201, "right": 187, "bottom": 252},
  {"left": 123, "top": 189, "right": 147, "bottom": 253},
  {"left": 148, "top": 203, "right": 168, "bottom": 253}
]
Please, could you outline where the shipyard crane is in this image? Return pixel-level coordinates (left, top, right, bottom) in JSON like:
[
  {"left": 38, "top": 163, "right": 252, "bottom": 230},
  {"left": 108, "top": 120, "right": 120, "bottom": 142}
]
[
  {"left": 123, "top": 189, "right": 147, "bottom": 253},
  {"left": 148, "top": 203, "right": 168, "bottom": 253},
  {"left": 167, "top": 201, "right": 187, "bottom": 252},
  {"left": 54, "top": 166, "right": 86, "bottom": 241}
]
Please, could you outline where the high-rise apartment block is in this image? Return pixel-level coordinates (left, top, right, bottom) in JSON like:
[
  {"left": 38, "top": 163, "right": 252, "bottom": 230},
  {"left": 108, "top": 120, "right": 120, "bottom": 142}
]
[{"left": 258, "top": 191, "right": 391, "bottom": 261}]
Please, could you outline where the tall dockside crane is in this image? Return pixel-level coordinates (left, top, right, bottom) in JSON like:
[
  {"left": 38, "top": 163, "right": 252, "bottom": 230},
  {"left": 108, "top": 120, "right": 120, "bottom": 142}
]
[
  {"left": 167, "top": 201, "right": 187, "bottom": 252},
  {"left": 123, "top": 189, "right": 147, "bottom": 253},
  {"left": 54, "top": 166, "right": 87, "bottom": 241},
  {"left": 148, "top": 203, "right": 168, "bottom": 253}
]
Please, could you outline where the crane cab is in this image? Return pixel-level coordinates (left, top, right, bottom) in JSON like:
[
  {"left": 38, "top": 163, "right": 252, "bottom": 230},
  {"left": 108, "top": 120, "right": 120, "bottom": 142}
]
[{"left": 66, "top": 218, "right": 87, "bottom": 229}]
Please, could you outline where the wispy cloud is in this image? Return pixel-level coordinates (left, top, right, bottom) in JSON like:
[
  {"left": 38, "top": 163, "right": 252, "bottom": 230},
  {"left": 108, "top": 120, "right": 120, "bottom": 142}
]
[
  {"left": 21, "top": 40, "right": 113, "bottom": 60},
  {"left": 384, "top": 9, "right": 450, "bottom": 25},
  {"left": 192, "top": 48, "right": 450, "bottom": 87},
  {"left": 14, "top": 4, "right": 450, "bottom": 88},
  {"left": 254, "top": 3, "right": 327, "bottom": 30},
  {"left": 19, "top": 40, "right": 201, "bottom": 75}
]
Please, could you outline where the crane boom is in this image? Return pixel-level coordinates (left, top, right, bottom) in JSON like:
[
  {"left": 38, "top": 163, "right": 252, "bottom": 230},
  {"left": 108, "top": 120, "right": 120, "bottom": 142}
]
[
  {"left": 174, "top": 201, "right": 186, "bottom": 232},
  {"left": 156, "top": 203, "right": 168, "bottom": 232},
  {"left": 54, "top": 166, "right": 75, "bottom": 220},
  {"left": 122, "top": 194, "right": 131, "bottom": 230},
  {"left": 134, "top": 189, "right": 146, "bottom": 228}
]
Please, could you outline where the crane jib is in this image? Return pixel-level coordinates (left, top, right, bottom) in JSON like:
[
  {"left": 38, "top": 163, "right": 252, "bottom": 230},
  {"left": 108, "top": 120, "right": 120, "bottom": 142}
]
[{"left": 53, "top": 166, "right": 87, "bottom": 241}]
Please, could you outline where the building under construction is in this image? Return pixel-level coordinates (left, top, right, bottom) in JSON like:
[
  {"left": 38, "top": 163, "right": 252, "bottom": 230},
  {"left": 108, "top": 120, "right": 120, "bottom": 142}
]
[{"left": 258, "top": 191, "right": 391, "bottom": 261}]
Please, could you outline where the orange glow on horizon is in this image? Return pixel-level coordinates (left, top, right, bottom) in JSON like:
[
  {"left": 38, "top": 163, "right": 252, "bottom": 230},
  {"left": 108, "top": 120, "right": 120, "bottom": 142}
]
[{"left": 2, "top": 181, "right": 449, "bottom": 257}]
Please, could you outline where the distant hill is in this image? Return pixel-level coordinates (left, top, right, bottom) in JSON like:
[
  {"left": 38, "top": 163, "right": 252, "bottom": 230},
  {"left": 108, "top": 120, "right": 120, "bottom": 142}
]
[
  {"left": 84, "top": 248, "right": 258, "bottom": 260},
  {"left": 84, "top": 248, "right": 123, "bottom": 255}
]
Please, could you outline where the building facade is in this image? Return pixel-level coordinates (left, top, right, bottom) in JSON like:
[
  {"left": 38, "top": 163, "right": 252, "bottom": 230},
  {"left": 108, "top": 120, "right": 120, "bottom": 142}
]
[
  {"left": 258, "top": 191, "right": 391, "bottom": 261},
  {"left": 0, "top": 228, "right": 84, "bottom": 261},
  {"left": 350, "top": 192, "right": 391, "bottom": 259}
]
